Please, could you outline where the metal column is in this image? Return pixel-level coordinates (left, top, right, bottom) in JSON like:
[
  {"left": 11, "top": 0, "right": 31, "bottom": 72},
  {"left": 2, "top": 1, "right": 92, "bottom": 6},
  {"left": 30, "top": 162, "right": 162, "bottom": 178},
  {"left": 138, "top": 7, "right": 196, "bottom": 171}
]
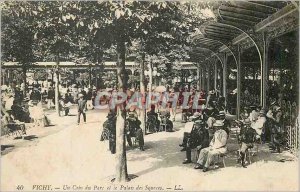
[
  {"left": 222, "top": 53, "right": 228, "bottom": 103},
  {"left": 202, "top": 66, "right": 206, "bottom": 92},
  {"left": 207, "top": 65, "right": 211, "bottom": 92},
  {"left": 236, "top": 45, "right": 241, "bottom": 119},
  {"left": 261, "top": 33, "right": 269, "bottom": 108},
  {"left": 197, "top": 64, "right": 200, "bottom": 91},
  {"left": 214, "top": 61, "right": 218, "bottom": 90}
]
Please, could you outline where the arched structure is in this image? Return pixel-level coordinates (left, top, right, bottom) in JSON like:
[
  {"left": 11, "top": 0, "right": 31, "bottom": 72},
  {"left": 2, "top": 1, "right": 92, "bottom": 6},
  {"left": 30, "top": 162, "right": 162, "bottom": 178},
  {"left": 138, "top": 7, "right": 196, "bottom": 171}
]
[{"left": 191, "top": 1, "right": 299, "bottom": 118}]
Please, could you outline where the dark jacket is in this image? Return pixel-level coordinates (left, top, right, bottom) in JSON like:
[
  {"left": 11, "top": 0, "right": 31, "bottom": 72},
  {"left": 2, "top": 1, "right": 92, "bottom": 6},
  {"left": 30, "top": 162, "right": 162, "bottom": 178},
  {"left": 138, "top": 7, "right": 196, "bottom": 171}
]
[
  {"left": 239, "top": 126, "right": 256, "bottom": 145},
  {"left": 77, "top": 99, "right": 87, "bottom": 112},
  {"left": 188, "top": 125, "right": 209, "bottom": 149}
]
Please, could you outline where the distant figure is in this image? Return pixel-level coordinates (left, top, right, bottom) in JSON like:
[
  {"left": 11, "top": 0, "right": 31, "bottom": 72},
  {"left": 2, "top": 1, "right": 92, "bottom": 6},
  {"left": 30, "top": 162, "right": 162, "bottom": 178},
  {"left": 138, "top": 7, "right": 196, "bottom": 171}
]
[
  {"left": 86, "top": 88, "right": 94, "bottom": 110},
  {"left": 47, "top": 87, "right": 55, "bottom": 109},
  {"left": 77, "top": 94, "right": 87, "bottom": 125}
]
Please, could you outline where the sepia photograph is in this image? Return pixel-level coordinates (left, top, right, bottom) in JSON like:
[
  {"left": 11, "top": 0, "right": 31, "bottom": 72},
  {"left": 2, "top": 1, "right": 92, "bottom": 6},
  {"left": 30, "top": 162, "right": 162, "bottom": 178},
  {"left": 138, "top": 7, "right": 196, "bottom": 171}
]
[{"left": 0, "top": 1, "right": 299, "bottom": 191}]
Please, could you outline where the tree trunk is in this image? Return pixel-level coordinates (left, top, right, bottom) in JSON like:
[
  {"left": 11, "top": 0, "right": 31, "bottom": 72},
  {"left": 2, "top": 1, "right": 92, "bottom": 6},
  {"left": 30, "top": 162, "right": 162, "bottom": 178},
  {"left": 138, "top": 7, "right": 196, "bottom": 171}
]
[
  {"left": 140, "top": 52, "right": 146, "bottom": 135},
  {"left": 55, "top": 54, "right": 60, "bottom": 116},
  {"left": 22, "top": 67, "right": 27, "bottom": 97},
  {"left": 115, "top": 40, "right": 129, "bottom": 182},
  {"left": 148, "top": 60, "right": 152, "bottom": 111},
  {"left": 89, "top": 64, "right": 92, "bottom": 88}
]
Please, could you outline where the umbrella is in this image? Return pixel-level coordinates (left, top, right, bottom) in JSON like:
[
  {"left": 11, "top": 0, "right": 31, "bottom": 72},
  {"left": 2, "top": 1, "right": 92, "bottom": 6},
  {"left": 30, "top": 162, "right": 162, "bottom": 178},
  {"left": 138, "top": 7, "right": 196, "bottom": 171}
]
[{"left": 154, "top": 85, "right": 166, "bottom": 92}]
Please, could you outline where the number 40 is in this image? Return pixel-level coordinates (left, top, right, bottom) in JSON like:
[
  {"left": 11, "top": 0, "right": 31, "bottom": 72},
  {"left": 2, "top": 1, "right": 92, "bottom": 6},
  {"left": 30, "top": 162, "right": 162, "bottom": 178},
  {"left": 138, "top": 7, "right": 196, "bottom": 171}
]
[{"left": 16, "top": 185, "right": 24, "bottom": 190}]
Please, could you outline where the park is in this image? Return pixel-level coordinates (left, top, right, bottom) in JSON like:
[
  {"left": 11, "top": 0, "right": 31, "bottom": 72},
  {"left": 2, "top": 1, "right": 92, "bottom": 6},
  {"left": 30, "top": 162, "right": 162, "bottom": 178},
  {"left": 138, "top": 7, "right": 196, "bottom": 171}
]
[{"left": 1, "top": 1, "right": 299, "bottom": 191}]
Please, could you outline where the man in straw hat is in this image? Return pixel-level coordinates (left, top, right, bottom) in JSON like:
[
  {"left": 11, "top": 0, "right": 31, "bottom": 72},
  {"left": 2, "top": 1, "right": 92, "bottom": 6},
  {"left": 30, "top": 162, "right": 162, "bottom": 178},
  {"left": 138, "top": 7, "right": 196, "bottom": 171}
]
[
  {"left": 77, "top": 93, "right": 87, "bottom": 125},
  {"left": 194, "top": 120, "right": 227, "bottom": 172}
]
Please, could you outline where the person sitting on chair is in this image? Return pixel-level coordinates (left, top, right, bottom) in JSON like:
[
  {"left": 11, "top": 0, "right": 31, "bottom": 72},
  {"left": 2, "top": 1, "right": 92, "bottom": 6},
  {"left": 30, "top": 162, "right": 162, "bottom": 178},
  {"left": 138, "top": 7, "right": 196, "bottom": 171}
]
[
  {"left": 179, "top": 112, "right": 202, "bottom": 151},
  {"left": 251, "top": 109, "right": 267, "bottom": 137},
  {"left": 182, "top": 119, "right": 209, "bottom": 164},
  {"left": 126, "top": 112, "right": 144, "bottom": 151},
  {"left": 159, "top": 110, "right": 173, "bottom": 132},
  {"left": 237, "top": 118, "right": 257, "bottom": 168},
  {"left": 147, "top": 105, "right": 160, "bottom": 132},
  {"left": 59, "top": 97, "right": 69, "bottom": 116},
  {"left": 194, "top": 121, "right": 228, "bottom": 172}
]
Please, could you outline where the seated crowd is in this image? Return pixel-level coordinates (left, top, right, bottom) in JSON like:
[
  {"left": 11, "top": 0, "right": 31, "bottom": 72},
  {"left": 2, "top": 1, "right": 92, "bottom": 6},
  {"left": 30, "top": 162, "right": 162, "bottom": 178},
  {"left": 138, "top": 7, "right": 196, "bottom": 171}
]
[{"left": 178, "top": 92, "right": 286, "bottom": 171}]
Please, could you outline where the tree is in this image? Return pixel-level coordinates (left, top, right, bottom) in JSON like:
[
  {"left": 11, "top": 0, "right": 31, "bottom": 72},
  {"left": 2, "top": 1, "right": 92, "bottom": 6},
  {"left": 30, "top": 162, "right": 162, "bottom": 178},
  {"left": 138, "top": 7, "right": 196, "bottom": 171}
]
[
  {"left": 1, "top": 1, "right": 220, "bottom": 183},
  {"left": 1, "top": 1, "right": 37, "bottom": 96}
]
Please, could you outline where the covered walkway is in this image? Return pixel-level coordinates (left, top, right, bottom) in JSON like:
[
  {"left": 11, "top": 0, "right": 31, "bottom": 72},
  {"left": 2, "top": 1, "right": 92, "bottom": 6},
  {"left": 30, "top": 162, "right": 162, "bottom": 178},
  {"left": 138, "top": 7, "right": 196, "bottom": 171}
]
[{"left": 190, "top": 1, "right": 299, "bottom": 153}]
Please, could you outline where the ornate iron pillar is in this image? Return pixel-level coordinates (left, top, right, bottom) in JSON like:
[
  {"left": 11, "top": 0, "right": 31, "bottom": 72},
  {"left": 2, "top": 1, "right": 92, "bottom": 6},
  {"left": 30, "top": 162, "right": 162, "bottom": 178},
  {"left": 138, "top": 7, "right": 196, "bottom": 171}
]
[
  {"left": 222, "top": 53, "right": 228, "bottom": 104},
  {"left": 207, "top": 64, "right": 211, "bottom": 92},
  {"left": 196, "top": 64, "right": 200, "bottom": 91},
  {"left": 236, "top": 45, "right": 241, "bottom": 119},
  {"left": 214, "top": 60, "right": 218, "bottom": 90},
  {"left": 261, "top": 32, "right": 270, "bottom": 108},
  {"left": 199, "top": 67, "right": 202, "bottom": 91},
  {"left": 202, "top": 66, "right": 206, "bottom": 92}
]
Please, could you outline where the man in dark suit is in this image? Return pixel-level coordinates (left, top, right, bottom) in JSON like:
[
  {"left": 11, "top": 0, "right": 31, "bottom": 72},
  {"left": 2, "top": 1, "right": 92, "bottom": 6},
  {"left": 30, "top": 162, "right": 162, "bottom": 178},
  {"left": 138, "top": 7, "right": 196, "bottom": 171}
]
[
  {"left": 77, "top": 94, "right": 87, "bottom": 125},
  {"left": 182, "top": 119, "right": 209, "bottom": 164}
]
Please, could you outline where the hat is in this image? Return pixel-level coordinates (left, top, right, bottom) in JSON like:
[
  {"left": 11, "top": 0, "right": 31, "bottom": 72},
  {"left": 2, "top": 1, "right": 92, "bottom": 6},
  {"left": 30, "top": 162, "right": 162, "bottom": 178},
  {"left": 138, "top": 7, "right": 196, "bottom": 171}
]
[
  {"left": 194, "top": 119, "right": 204, "bottom": 125},
  {"left": 191, "top": 112, "right": 201, "bottom": 119},
  {"left": 78, "top": 93, "right": 83, "bottom": 98},
  {"left": 219, "top": 111, "right": 226, "bottom": 116},
  {"left": 259, "top": 109, "right": 265, "bottom": 114},
  {"left": 213, "top": 120, "right": 224, "bottom": 127},
  {"left": 244, "top": 118, "right": 251, "bottom": 125}
]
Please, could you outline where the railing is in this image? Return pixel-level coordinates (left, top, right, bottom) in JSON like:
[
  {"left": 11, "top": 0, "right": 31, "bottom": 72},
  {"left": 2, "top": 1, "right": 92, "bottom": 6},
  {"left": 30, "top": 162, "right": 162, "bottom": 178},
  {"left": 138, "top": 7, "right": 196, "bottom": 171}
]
[{"left": 283, "top": 100, "right": 299, "bottom": 155}]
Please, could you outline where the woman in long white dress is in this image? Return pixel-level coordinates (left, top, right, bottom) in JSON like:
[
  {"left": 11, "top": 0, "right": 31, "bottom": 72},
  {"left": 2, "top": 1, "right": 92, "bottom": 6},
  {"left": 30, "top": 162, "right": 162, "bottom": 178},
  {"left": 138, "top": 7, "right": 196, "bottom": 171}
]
[
  {"left": 37, "top": 101, "right": 51, "bottom": 127},
  {"left": 29, "top": 101, "right": 50, "bottom": 127}
]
